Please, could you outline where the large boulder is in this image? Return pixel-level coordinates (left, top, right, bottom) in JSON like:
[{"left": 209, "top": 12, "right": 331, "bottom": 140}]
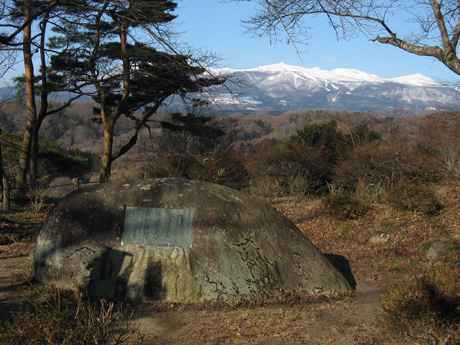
[{"left": 35, "top": 178, "right": 352, "bottom": 303}]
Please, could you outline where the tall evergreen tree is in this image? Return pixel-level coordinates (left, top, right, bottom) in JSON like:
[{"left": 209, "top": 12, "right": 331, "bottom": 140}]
[
  {"left": 51, "top": 0, "right": 223, "bottom": 181},
  {"left": 0, "top": 0, "right": 223, "bottom": 186},
  {"left": 2, "top": 0, "right": 92, "bottom": 187}
]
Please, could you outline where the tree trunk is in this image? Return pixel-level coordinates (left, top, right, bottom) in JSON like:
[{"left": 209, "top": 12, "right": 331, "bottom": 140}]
[
  {"left": 28, "top": 10, "right": 51, "bottom": 186},
  {"left": 0, "top": 128, "right": 4, "bottom": 194},
  {"left": 98, "top": 20, "right": 130, "bottom": 183},
  {"left": 99, "top": 119, "right": 115, "bottom": 183},
  {"left": 16, "top": 0, "right": 36, "bottom": 189},
  {"left": 29, "top": 115, "right": 45, "bottom": 185}
]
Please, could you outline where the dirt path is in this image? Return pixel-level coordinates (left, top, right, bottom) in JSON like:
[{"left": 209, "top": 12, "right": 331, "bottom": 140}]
[{"left": 0, "top": 251, "right": 31, "bottom": 322}]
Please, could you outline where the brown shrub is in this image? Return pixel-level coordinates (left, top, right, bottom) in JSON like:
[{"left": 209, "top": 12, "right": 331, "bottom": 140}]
[
  {"left": 386, "top": 183, "right": 443, "bottom": 216},
  {"left": 146, "top": 152, "right": 193, "bottom": 179},
  {"left": 320, "top": 193, "right": 370, "bottom": 220},
  {"left": 374, "top": 263, "right": 460, "bottom": 344},
  {"left": 333, "top": 142, "right": 441, "bottom": 192},
  {"left": 419, "top": 112, "right": 460, "bottom": 178},
  {"left": 245, "top": 142, "right": 333, "bottom": 198},
  {"left": 188, "top": 150, "right": 249, "bottom": 190},
  {"left": 147, "top": 148, "right": 249, "bottom": 190}
]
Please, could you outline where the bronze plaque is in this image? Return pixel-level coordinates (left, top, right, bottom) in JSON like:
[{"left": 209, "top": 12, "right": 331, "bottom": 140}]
[{"left": 122, "top": 206, "right": 194, "bottom": 247}]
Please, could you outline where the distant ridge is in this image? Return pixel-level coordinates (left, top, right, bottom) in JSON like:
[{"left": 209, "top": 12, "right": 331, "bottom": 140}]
[
  {"left": 206, "top": 62, "right": 459, "bottom": 115},
  {"left": 2, "top": 62, "right": 458, "bottom": 116}
]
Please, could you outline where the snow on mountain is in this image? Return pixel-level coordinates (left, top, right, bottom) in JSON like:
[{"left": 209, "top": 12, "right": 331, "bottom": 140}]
[
  {"left": 389, "top": 74, "right": 439, "bottom": 86},
  {"left": 207, "top": 63, "right": 459, "bottom": 115},
  {"left": 330, "top": 68, "right": 382, "bottom": 83}
]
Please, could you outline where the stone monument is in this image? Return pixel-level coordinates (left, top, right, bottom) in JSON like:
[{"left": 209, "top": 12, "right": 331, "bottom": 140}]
[{"left": 35, "top": 178, "right": 352, "bottom": 302}]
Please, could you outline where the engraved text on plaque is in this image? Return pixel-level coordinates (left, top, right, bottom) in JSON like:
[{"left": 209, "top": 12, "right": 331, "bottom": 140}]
[{"left": 122, "top": 206, "right": 194, "bottom": 247}]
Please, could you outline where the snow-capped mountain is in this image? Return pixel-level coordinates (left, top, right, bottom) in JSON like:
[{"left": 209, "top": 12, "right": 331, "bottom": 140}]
[{"left": 207, "top": 62, "right": 460, "bottom": 115}]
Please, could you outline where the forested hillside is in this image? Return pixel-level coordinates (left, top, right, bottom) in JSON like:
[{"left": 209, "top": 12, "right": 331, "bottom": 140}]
[{"left": 0, "top": 98, "right": 427, "bottom": 155}]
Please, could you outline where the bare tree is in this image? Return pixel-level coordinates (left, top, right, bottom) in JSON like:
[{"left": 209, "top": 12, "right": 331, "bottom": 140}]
[
  {"left": 379, "top": 106, "right": 409, "bottom": 143},
  {"left": 420, "top": 111, "right": 460, "bottom": 177},
  {"left": 0, "top": 47, "right": 16, "bottom": 80},
  {"left": 239, "top": 0, "right": 460, "bottom": 77}
]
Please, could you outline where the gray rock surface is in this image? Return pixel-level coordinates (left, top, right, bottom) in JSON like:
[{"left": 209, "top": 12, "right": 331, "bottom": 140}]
[
  {"left": 427, "top": 240, "right": 445, "bottom": 260},
  {"left": 369, "top": 233, "right": 390, "bottom": 244},
  {"left": 35, "top": 178, "right": 352, "bottom": 303}
]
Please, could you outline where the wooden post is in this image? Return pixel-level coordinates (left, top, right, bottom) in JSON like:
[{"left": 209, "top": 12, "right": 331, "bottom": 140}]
[
  {"left": 3, "top": 177, "right": 10, "bottom": 212},
  {"left": 72, "top": 178, "right": 79, "bottom": 191}
]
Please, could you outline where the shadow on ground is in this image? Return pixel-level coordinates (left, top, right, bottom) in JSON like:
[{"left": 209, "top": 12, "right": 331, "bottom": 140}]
[{"left": 323, "top": 253, "right": 357, "bottom": 290}]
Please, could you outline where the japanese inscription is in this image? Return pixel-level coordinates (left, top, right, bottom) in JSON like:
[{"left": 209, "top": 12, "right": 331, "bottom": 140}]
[{"left": 122, "top": 206, "right": 194, "bottom": 247}]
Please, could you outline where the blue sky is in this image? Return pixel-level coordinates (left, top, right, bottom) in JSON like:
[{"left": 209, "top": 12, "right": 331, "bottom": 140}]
[
  {"left": 2, "top": 0, "right": 457, "bottom": 85},
  {"left": 175, "top": 0, "right": 459, "bottom": 82}
]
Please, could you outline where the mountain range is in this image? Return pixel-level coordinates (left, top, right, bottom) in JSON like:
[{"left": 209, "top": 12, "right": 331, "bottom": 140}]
[
  {"left": 2, "top": 62, "right": 458, "bottom": 116},
  {"left": 205, "top": 63, "right": 460, "bottom": 115}
]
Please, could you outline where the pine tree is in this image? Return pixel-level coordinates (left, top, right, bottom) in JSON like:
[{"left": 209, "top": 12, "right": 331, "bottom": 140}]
[{"left": 50, "top": 0, "right": 224, "bottom": 181}]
